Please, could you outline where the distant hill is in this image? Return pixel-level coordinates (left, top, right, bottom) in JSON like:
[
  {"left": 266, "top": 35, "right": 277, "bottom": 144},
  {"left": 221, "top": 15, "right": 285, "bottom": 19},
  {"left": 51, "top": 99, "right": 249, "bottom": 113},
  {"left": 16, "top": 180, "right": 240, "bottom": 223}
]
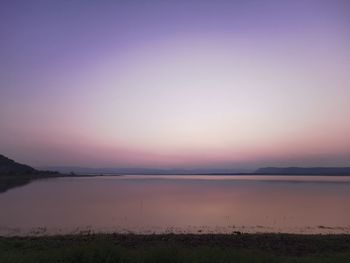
[
  {"left": 0, "top": 154, "right": 37, "bottom": 175},
  {"left": 255, "top": 167, "right": 350, "bottom": 175}
]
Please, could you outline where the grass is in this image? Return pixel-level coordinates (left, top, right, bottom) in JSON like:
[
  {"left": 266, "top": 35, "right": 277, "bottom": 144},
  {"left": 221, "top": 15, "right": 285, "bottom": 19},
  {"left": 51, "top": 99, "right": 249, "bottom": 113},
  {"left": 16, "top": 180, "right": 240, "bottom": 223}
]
[{"left": 1, "top": 234, "right": 350, "bottom": 263}]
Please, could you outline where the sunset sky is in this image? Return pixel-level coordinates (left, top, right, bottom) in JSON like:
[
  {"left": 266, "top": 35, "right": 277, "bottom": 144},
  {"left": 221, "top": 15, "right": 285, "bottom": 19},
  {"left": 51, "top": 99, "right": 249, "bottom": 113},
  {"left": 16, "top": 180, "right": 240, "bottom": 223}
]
[{"left": 1, "top": 0, "right": 350, "bottom": 169}]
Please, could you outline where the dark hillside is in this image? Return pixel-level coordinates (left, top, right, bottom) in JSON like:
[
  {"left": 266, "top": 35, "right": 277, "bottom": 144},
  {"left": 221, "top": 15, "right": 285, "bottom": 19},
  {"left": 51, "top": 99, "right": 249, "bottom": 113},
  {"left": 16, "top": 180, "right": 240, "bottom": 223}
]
[{"left": 0, "top": 154, "right": 36, "bottom": 175}]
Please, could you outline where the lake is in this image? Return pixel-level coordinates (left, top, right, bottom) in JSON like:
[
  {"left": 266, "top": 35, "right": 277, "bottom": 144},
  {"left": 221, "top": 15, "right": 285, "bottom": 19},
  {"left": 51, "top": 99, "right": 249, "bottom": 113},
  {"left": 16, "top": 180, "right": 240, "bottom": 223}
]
[{"left": 0, "top": 175, "right": 349, "bottom": 236}]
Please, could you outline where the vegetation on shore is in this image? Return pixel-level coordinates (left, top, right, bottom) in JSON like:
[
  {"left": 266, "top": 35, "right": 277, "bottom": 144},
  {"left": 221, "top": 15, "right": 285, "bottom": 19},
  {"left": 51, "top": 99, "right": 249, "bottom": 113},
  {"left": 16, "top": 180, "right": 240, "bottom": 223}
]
[{"left": 1, "top": 233, "right": 350, "bottom": 263}]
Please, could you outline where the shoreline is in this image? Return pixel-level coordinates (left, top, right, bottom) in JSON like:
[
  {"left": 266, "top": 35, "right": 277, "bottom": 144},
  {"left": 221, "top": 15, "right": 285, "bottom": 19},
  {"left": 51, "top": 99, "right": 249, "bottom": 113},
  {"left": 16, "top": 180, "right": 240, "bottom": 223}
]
[{"left": 1, "top": 225, "right": 350, "bottom": 237}]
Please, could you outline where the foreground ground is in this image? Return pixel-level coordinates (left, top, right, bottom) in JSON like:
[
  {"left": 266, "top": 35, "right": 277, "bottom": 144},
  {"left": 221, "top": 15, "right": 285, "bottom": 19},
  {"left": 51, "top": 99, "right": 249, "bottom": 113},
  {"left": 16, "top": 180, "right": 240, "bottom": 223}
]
[{"left": 1, "top": 233, "right": 350, "bottom": 262}]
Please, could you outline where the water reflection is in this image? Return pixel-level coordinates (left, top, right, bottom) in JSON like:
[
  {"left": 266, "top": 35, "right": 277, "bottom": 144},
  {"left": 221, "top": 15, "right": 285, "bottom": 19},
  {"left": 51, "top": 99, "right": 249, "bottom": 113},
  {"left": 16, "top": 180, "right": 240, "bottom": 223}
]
[
  {"left": 0, "top": 177, "right": 32, "bottom": 193},
  {"left": 0, "top": 175, "right": 349, "bottom": 235}
]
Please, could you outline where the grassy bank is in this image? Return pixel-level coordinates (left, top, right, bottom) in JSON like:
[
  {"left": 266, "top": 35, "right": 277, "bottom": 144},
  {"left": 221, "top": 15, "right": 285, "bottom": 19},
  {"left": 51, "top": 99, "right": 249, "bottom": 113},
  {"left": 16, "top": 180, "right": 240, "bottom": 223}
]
[{"left": 1, "top": 233, "right": 350, "bottom": 262}]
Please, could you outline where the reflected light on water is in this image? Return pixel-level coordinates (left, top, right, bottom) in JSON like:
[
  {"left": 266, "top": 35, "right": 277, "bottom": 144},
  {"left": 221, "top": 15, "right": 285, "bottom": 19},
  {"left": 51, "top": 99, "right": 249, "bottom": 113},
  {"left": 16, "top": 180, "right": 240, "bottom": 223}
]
[{"left": 0, "top": 175, "right": 349, "bottom": 236}]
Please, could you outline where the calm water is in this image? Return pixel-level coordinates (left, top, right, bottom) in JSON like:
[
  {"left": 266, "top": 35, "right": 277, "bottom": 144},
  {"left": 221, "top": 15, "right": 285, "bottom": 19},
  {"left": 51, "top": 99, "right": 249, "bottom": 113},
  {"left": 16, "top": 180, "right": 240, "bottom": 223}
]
[{"left": 0, "top": 175, "right": 350, "bottom": 236}]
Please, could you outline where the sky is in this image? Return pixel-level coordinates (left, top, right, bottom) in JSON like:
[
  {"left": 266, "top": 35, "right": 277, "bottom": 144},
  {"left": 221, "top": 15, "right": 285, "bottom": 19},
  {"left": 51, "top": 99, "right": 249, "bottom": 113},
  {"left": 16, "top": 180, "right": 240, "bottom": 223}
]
[{"left": 1, "top": 0, "right": 350, "bottom": 169}]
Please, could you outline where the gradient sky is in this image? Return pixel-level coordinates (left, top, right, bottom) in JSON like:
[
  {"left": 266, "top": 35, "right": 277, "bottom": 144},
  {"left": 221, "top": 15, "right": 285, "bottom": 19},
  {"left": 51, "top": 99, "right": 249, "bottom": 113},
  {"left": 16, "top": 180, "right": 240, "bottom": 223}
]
[{"left": 1, "top": 0, "right": 350, "bottom": 169}]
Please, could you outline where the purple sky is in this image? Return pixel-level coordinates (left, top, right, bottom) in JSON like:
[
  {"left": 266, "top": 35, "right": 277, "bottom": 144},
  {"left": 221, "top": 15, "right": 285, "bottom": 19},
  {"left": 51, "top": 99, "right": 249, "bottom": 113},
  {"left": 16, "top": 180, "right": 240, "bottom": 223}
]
[{"left": 1, "top": 0, "right": 350, "bottom": 168}]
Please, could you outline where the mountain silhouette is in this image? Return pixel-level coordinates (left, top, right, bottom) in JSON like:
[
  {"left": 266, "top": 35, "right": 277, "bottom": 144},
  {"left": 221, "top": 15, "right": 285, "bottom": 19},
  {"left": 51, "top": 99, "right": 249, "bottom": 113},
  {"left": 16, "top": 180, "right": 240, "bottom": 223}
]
[{"left": 0, "top": 154, "right": 37, "bottom": 175}]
